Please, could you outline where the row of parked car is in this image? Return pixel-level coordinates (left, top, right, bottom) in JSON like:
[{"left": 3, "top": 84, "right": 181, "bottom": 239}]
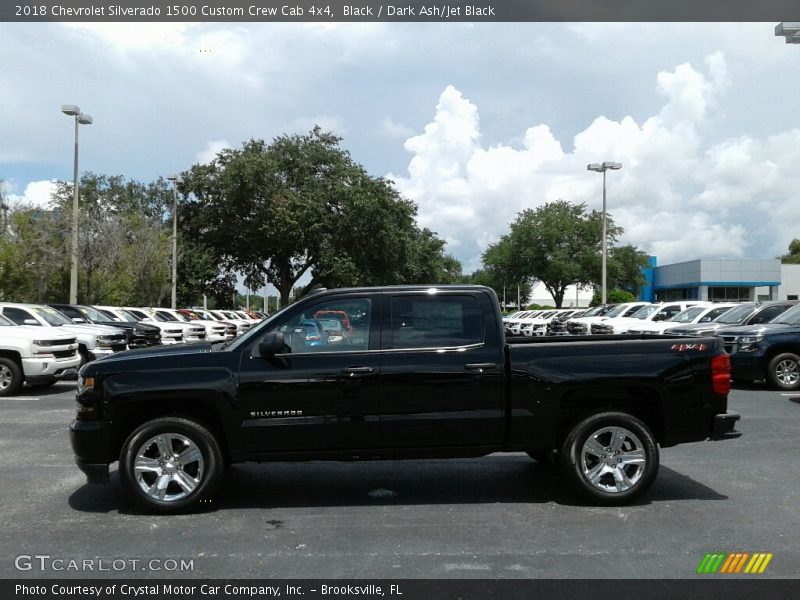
[
  {"left": 0, "top": 301, "right": 266, "bottom": 397},
  {"left": 504, "top": 299, "right": 800, "bottom": 390}
]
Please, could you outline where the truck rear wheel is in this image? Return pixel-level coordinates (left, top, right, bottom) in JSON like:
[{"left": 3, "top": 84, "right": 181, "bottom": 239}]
[
  {"left": 766, "top": 353, "right": 800, "bottom": 390},
  {"left": 119, "top": 416, "right": 224, "bottom": 513},
  {"left": 0, "top": 357, "right": 23, "bottom": 397},
  {"left": 559, "top": 412, "right": 659, "bottom": 506}
]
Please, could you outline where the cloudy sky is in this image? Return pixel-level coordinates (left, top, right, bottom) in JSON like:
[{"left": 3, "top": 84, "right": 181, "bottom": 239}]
[{"left": 2, "top": 21, "right": 800, "bottom": 273}]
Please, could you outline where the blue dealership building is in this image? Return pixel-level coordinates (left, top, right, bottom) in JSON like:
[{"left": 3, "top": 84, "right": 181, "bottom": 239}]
[{"left": 639, "top": 258, "right": 783, "bottom": 303}]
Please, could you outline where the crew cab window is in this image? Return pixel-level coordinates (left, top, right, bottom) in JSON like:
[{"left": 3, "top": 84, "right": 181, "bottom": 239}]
[
  {"left": 277, "top": 298, "right": 371, "bottom": 353},
  {"left": 389, "top": 295, "right": 482, "bottom": 349}
]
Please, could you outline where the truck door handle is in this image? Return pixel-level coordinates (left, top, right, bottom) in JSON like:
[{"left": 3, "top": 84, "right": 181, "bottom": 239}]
[
  {"left": 464, "top": 363, "right": 496, "bottom": 372},
  {"left": 341, "top": 366, "right": 374, "bottom": 375}
]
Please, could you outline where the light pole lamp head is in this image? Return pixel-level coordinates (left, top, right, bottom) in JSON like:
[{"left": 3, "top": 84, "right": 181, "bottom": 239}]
[
  {"left": 77, "top": 114, "right": 93, "bottom": 125},
  {"left": 587, "top": 163, "right": 603, "bottom": 172},
  {"left": 61, "top": 105, "right": 80, "bottom": 116},
  {"left": 166, "top": 174, "right": 183, "bottom": 184},
  {"left": 602, "top": 161, "right": 622, "bottom": 170},
  {"left": 776, "top": 22, "right": 800, "bottom": 43}
]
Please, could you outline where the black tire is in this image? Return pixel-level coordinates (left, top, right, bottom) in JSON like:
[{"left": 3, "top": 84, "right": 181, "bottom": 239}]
[
  {"left": 559, "top": 411, "right": 659, "bottom": 506},
  {"left": 766, "top": 353, "right": 800, "bottom": 391},
  {"left": 0, "top": 357, "right": 24, "bottom": 397},
  {"left": 78, "top": 347, "right": 90, "bottom": 367},
  {"left": 119, "top": 416, "right": 225, "bottom": 513}
]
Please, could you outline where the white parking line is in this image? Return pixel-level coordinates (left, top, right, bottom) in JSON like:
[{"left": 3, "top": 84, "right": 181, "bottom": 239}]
[{"left": 0, "top": 397, "right": 41, "bottom": 401}]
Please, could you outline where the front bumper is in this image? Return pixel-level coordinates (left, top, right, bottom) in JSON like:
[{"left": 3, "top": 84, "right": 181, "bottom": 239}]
[
  {"left": 729, "top": 353, "right": 766, "bottom": 381},
  {"left": 22, "top": 355, "right": 81, "bottom": 378},
  {"left": 710, "top": 412, "right": 742, "bottom": 441},
  {"left": 70, "top": 418, "right": 112, "bottom": 483}
]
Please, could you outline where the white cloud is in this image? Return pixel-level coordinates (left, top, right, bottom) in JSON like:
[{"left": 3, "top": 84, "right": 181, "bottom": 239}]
[
  {"left": 5, "top": 180, "right": 58, "bottom": 209},
  {"left": 390, "top": 54, "right": 800, "bottom": 271},
  {"left": 379, "top": 117, "right": 415, "bottom": 139},
  {"left": 195, "top": 139, "right": 230, "bottom": 165}
]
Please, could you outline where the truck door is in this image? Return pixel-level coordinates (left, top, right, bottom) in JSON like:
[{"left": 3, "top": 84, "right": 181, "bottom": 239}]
[
  {"left": 237, "top": 293, "right": 381, "bottom": 453},
  {"left": 378, "top": 291, "right": 505, "bottom": 449}
]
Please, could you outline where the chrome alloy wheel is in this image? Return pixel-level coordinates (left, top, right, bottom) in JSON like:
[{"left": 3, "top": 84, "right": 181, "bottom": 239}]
[
  {"left": 775, "top": 358, "right": 800, "bottom": 387},
  {"left": 133, "top": 433, "right": 204, "bottom": 502},
  {"left": 0, "top": 365, "right": 13, "bottom": 391},
  {"left": 580, "top": 426, "right": 646, "bottom": 493}
]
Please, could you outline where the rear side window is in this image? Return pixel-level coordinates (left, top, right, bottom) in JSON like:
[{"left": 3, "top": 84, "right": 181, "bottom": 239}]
[
  {"left": 389, "top": 295, "right": 483, "bottom": 349},
  {"left": 752, "top": 305, "right": 789, "bottom": 324}
]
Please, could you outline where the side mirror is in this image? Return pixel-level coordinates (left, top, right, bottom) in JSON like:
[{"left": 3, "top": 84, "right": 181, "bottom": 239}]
[
  {"left": 72, "top": 318, "right": 86, "bottom": 323},
  {"left": 258, "top": 331, "right": 285, "bottom": 357},
  {"left": 23, "top": 319, "right": 39, "bottom": 325}
]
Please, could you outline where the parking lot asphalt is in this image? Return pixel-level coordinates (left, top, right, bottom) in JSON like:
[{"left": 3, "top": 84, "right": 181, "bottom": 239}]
[{"left": 0, "top": 380, "right": 798, "bottom": 579}]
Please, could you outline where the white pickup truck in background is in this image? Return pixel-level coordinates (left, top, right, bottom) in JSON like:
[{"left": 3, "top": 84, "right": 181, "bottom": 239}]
[
  {"left": 0, "top": 313, "right": 80, "bottom": 396},
  {"left": 0, "top": 303, "right": 128, "bottom": 366}
]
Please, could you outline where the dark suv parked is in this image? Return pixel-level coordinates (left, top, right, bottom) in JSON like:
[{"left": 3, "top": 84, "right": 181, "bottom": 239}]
[
  {"left": 49, "top": 304, "right": 162, "bottom": 349},
  {"left": 666, "top": 301, "right": 797, "bottom": 340}
]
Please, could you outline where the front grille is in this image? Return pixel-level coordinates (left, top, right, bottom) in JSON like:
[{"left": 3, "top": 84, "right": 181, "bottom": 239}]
[
  {"left": 721, "top": 336, "right": 737, "bottom": 353},
  {"left": 111, "top": 343, "right": 127, "bottom": 352},
  {"left": 591, "top": 324, "right": 612, "bottom": 334},
  {"left": 567, "top": 323, "right": 587, "bottom": 334},
  {"left": 53, "top": 349, "right": 76, "bottom": 359},
  {"left": 165, "top": 329, "right": 182, "bottom": 335},
  {"left": 39, "top": 338, "right": 77, "bottom": 347}
]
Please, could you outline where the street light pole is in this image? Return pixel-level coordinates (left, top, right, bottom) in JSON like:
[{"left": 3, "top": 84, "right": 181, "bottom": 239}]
[
  {"left": 166, "top": 174, "right": 183, "bottom": 309},
  {"left": 587, "top": 161, "right": 622, "bottom": 305},
  {"left": 61, "top": 105, "right": 92, "bottom": 304}
]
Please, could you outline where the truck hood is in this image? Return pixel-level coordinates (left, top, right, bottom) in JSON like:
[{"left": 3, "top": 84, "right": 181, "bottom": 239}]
[
  {"left": 0, "top": 326, "right": 77, "bottom": 342},
  {"left": 58, "top": 323, "right": 126, "bottom": 336},
  {"left": 665, "top": 323, "right": 727, "bottom": 336},
  {"left": 95, "top": 341, "right": 217, "bottom": 363},
  {"left": 713, "top": 323, "right": 797, "bottom": 337}
]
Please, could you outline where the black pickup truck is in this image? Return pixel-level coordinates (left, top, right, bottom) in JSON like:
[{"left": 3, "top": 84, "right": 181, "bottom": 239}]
[{"left": 70, "top": 285, "right": 740, "bottom": 512}]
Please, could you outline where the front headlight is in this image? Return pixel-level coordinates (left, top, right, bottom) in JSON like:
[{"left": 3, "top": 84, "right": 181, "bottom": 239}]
[
  {"left": 737, "top": 335, "right": 763, "bottom": 352},
  {"left": 77, "top": 375, "right": 95, "bottom": 395}
]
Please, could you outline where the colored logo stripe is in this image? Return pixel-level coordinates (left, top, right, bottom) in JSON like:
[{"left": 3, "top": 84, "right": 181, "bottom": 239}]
[{"left": 697, "top": 552, "right": 773, "bottom": 574}]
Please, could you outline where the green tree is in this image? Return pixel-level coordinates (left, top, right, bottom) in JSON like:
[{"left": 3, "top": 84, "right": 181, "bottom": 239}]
[
  {"left": 589, "top": 288, "right": 637, "bottom": 306},
  {"left": 484, "top": 200, "right": 621, "bottom": 308},
  {"left": 181, "top": 128, "right": 457, "bottom": 304},
  {"left": 607, "top": 244, "right": 650, "bottom": 295},
  {"left": 780, "top": 239, "right": 800, "bottom": 264}
]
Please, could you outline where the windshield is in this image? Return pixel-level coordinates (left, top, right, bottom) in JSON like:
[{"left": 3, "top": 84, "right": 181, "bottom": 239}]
[
  {"left": 669, "top": 306, "right": 706, "bottom": 323},
  {"left": 714, "top": 304, "right": 757, "bottom": 324},
  {"left": 605, "top": 304, "right": 634, "bottom": 318},
  {"left": 630, "top": 305, "right": 660, "bottom": 319},
  {"left": 771, "top": 304, "right": 800, "bottom": 325},
  {"left": 154, "top": 310, "right": 179, "bottom": 322},
  {"left": 77, "top": 306, "right": 109, "bottom": 322},
  {"left": 121, "top": 309, "right": 147, "bottom": 322},
  {"left": 582, "top": 305, "right": 610, "bottom": 317},
  {"left": 30, "top": 306, "right": 73, "bottom": 326}
]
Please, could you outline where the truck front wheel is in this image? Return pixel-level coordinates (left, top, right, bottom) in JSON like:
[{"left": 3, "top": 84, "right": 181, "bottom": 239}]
[
  {"left": 0, "top": 357, "right": 23, "bottom": 397},
  {"left": 559, "top": 412, "right": 659, "bottom": 506},
  {"left": 766, "top": 353, "right": 800, "bottom": 390},
  {"left": 119, "top": 416, "right": 225, "bottom": 513}
]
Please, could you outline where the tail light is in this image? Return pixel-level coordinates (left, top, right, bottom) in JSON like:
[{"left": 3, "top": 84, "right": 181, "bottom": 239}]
[{"left": 711, "top": 354, "right": 731, "bottom": 395}]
